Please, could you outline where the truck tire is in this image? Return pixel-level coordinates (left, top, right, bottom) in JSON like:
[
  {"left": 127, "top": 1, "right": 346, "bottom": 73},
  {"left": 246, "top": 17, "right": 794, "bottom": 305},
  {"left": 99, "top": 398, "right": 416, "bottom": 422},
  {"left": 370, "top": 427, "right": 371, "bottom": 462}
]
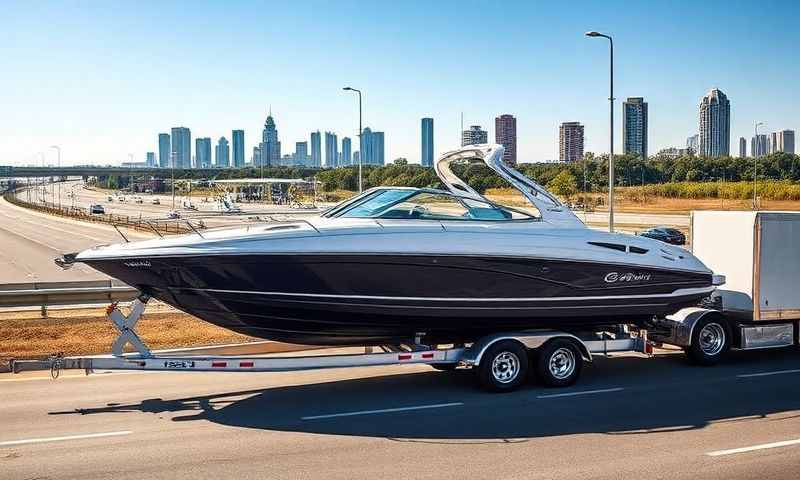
[
  {"left": 475, "top": 340, "right": 529, "bottom": 393},
  {"left": 686, "top": 315, "right": 731, "bottom": 366},
  {"left": 535, "top": 339, "right": 583, "bottom": 387}
]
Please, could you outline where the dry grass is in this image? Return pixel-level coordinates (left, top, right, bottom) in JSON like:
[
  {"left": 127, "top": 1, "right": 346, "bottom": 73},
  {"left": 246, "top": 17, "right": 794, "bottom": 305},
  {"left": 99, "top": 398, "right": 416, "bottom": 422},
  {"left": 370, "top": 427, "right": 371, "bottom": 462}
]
[{"left": 0, "top": 306, "right": 255, "bottom": 366}]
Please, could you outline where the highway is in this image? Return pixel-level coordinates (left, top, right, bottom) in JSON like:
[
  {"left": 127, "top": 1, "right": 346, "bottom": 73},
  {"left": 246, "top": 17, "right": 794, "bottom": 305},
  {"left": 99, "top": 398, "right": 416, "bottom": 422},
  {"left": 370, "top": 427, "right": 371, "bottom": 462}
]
[{"left": 2, "top": 348, "right": 800, "bottom": 479}]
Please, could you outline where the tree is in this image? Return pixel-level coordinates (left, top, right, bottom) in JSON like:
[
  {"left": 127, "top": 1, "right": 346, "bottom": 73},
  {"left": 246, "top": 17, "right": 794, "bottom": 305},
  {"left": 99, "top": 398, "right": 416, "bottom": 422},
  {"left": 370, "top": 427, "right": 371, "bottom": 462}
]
[{"left": 547, "top": 170, "right": 578, "bottom": 200}]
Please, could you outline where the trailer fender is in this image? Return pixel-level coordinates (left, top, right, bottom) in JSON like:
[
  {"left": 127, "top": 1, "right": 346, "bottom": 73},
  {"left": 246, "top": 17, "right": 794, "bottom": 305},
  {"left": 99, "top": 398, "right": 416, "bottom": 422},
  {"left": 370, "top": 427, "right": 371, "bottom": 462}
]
[
  {"left": 652, "top": 307, "right": 726, "bottom": 348},
  {"left": 461, "top": 331, "right": 592, "bottom": 367}
]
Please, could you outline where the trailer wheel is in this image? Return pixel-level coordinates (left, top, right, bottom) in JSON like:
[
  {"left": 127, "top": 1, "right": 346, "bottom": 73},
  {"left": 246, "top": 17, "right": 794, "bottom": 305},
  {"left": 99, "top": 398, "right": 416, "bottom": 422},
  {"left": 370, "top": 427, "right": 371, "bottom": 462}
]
[
  {"left": 475, "top": 340, "right": 528, "bottom": 392},
  {"left": 686, "top": 315, "right": 730, "bottom": 365},
  {"left": 535, "top": 339, "right": 583, "bottom": 387}
]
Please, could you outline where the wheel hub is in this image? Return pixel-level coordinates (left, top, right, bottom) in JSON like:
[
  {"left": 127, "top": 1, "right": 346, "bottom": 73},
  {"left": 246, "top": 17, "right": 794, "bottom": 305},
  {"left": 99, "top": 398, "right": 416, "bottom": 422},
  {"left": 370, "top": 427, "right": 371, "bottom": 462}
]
[
  {"left": 549, "top": 347, "right": 576, "bottom": 380},
  {"left": 491, "top": 351, "right": 520, "bottom": 384},
  {"left": 699, "top": 323, "right": 725, "bottom": 356}
]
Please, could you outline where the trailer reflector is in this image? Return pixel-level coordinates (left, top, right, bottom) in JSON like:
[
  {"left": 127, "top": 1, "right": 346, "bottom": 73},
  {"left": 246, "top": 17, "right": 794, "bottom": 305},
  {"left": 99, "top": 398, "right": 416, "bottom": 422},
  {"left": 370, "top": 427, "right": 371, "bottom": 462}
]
[
  {"left": 239, "top": 361, "right": 254, "bottom": 368},
  {"left": 422, "top": 352, "right": 434, "bottom": 359},
  {"left": 211, "top": 361, "right": 227, "bottom": 368},
  {"left": 398, "top": 354, "right": 412, "bottom": 361}
]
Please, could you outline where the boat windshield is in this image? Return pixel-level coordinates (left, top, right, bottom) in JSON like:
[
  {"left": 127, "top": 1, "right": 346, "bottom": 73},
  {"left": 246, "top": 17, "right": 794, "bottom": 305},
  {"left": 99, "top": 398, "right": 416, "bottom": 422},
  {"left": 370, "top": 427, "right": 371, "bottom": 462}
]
[{"left": 337, "top": 189, "right": 537, "bottom": 221}]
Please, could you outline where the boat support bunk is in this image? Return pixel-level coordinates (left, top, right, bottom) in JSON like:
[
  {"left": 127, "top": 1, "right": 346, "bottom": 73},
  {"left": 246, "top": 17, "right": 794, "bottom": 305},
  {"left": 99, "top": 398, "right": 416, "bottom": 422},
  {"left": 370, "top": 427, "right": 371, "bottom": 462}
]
[{"left": 12, "top": 296, "right": 668, "bottom": 392}]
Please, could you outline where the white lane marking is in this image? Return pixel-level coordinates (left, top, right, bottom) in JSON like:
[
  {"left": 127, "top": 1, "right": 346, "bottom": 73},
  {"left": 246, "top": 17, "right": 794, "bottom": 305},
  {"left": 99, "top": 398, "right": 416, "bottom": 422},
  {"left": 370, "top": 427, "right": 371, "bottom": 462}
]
[
  {"left": 302, "top": 402, "right": 464, "bottom": 420},
  {"left": 537, "top": 387, "right": 624, "bottom": 399},
  {"left": 0, "top": 430, "right": 132, "bottom": 447},
  {"left": 738, "top": 369, "right": 800, "bottom": 378},
  {"left": 707, "top": 438, "right": 800, "bottom": 457}
]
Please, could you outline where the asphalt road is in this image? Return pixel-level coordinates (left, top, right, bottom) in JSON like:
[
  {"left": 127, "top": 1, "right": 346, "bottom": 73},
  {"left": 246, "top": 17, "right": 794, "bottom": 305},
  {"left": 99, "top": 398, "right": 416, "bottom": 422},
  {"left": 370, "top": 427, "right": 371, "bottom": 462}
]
[{"left": 2, "top": 348, "right": 800, "bottom": 479}]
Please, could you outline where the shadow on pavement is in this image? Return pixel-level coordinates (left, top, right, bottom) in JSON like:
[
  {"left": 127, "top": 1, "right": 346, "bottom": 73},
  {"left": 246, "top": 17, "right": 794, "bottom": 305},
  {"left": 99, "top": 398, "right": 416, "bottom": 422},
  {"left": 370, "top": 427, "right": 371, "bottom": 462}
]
[{"left": 49, "top": 348, "right": 800, "bottom": 440}]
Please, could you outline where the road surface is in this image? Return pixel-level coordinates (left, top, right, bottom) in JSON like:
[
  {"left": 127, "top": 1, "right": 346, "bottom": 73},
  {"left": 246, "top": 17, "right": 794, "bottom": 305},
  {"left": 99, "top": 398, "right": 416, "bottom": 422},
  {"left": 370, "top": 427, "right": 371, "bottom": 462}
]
[{"left": 2, "top": 347, "right": 800, "bottom": 479}]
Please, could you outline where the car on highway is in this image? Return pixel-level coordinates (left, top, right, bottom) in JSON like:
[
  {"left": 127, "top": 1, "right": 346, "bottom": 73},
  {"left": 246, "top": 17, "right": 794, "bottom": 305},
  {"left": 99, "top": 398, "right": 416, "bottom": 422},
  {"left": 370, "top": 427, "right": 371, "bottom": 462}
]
[
  {"left": 152, "top": 198, "right": 160, "bottom": 205},
  {"left": 167, "top": 210, "right": 181, "bottom": 219},
  {"left": 89, "top": 204, "right": 105, "bottom": 214},
  {"left": 107, "top": 195, "right": 114, "bottom": 202},
  {"left": 135, "top": 197, "right": 143, "bottom": 204},
  {"left": 638, "top": 226, "right": 686, "bottom": 245}
]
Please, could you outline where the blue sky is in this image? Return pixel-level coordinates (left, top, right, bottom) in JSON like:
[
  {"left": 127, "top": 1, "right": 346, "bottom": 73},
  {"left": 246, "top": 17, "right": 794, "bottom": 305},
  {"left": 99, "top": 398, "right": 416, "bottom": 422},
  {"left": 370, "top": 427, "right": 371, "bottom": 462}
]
[{"left": 1, "top": 0, "right": 798, "bottom": 166}]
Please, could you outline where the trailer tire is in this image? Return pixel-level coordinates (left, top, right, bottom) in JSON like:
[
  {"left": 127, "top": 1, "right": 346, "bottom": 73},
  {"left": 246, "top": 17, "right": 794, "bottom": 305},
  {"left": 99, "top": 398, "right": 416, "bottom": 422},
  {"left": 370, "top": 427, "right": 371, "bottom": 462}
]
[
  {"left": 535, "top": 339, "right": 583, "bottom": 387},
  {"left": 686, "top": 315, "right": 730, "bottom": 366},
  {"left": 475, "top": 340, "right": 528, "bottom": 393}
]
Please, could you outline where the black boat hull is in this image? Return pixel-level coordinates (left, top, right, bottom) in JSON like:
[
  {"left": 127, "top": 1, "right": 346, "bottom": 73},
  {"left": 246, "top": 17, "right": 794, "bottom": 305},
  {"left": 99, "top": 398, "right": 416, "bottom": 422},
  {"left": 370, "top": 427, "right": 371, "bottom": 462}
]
[{"left": 83, "top": 253, "right": 713, "bottom": 345}]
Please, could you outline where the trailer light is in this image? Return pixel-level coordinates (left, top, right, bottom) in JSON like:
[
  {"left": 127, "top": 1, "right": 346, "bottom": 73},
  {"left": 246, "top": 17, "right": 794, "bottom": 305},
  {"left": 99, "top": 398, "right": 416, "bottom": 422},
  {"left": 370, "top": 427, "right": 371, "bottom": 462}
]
[
  {"left": 398, "top": 354, "right": 412, "bottom": 361},
  {"left": 211, "top": 361, "right": 227, "bottom": 368}
]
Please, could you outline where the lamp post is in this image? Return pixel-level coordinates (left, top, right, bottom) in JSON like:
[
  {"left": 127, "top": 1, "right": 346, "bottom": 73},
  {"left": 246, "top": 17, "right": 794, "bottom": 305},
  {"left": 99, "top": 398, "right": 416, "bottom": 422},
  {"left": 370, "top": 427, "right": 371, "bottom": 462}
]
[
  {"left": 753, "top": 121, "right": 764, "bottom": 210},
  {"left": 585, "top": 31, "right": 615, "bottom": 233},
  {"left": 343, "top": 87, "right": 363, "bottom": 193},
  {"left": 171, "top": 151, "right": 176, "bottom": 210},
  {"left": 50, "top": 145, "right": 61, "bottom": 208}
]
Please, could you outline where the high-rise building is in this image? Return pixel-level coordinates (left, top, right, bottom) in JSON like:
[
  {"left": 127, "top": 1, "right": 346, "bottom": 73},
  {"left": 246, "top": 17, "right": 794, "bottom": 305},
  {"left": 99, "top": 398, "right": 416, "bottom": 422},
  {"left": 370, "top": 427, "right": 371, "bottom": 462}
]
[
  {"left": 353, "top": 151, "right": 360, "bottom": 165},
  {"left": 777, "top": 130, "right": 796, "bottom": 154},
  {"left": 494, "top": 115, "right": 517, "bottom": 165},
  {"left": 252, "top": 146, "right": 261, "bottom": 165},
  {"left": 698, "top": 88, "right": 730, "bottom": 157},
  {"left": 170, "top": 127, "right": 191, "bottom": 168},
  {"left": 341, "top": 137, "right": 352, "bottom": 166},
  {"left": 739, "top": 137, "right": 747, "bottom": 158},
  {"left": 462, "top": 125, "right": 488, "bottom": 146},
  {"left": 295, "top": 141, "right": 308, "bottom": 166},
  {"left": 559, "top": 122, "right": 584, "bottom": 163},
  {"left": 421, "top": 117, "right": 434, "bottom": 167},
  {"left": 325, "top": 132, "right": 338, "bottom": 168},
  {"left": 622, "top": 97, "right": 648, "bottom": 158},
  {"left": 232, "top": 130, "right": 245, "bottom": 168},
  {"left": 158, "top": 133, "right": 170, "bottom": 167},
  {"left": 769, "top": 132, "right": 779, "bottom": 154},
  {"left": 146, "top": 152, "right": 156, "bottom": 167},
  {"left": 195, "top": 137, "right": 212, "bottom": 168},
  {"left": 751, "top": 134, "right": 768, "bottom": 158},
  {"left": 310, "top": 131, "right": 321, "bottom": 167},
  {"left": 215, "top": 137, "right": 230, "bottom": 167},
  {"left": 259, "top": 112, "right": 280, "bottom": 167},
  {"left": 686, "top": 134, "right": 699, "bottom": 155},
  {"left": 362, "top": 128, "right": 385, "bottom": 165}
]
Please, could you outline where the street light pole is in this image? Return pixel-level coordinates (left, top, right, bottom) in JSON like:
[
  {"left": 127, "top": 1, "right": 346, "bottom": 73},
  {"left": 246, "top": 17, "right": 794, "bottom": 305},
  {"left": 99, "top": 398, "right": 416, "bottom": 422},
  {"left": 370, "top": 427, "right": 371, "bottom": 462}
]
[
  {"left": 586, "top": 31, "right": 615, "bottom": 233},
  {"left": 753, "top": 121, "right": 764, "bottom": 210},
  {"left": 50, "top": 145, "right": 61, "bottom": 209},
  {"left": 171, "top": 151, "right": 176, "bottom": 210},
  {"left": 343, "top": 87, "right": 363, "bottom": 193}
]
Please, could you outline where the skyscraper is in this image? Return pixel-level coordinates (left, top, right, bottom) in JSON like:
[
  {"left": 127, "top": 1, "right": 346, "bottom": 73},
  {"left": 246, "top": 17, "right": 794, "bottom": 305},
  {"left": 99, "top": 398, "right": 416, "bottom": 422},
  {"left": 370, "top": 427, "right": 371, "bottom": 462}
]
[
  {"left": 341, "top": 137, "right": 352, "bottom": 166},
  {"left": 751, "top": 134, "right": 768, "bottom": 158},
  {"left": 777, "top": 130, "right": 796, "bottom": 154},
  {"left": 686, "top": 134, "right": 699, "bottom": 154},
  {"left": 195, "top": 137, "right": 212, "bottom": 168},
  {"left": 146, "top": 152, "right": 156, "bottom": 167},
  {"left": 494, "top": 115, "right": 517, "bottom": 165},
  {"left": 252, "top": 146, "right": 261, "bottom": 165},
  {"left": 353, "top": 151, "right": 360, "bottom": 165},
  {"left": 325, "top": 132, "right": 338, "bottom": 168},
  {"left": 310, "top": 131, "right": 321, "bottom": 167},
  {"left": 259, "top": 112, "right": 280, "bottom": 167},
  {"left": 559, "top": 122, "right": 584, "bottom": 163},
  {"left": 158, "top": 133, "right": 170, "bottom": 167},
  {"left": 294, "top": 142, "right": 308, "bottom": 166},
  {"left": 739, "top": 137, "right": 747, "bottom": 158},
  {"left": 462, "top": 125, "right": 488, "bottom": 146},
  {"left": 362, "top": 128, "right": 385, "bottom": 165},
  {"left": 232, "top": 130, "right": 245, "bottom": 168},
  {"left": 421, "top": 117, "right": 434, "bottom": 167},
  {"left": 769, "top": 132, "right": 779, "bottom": 154},
  {"left": 171, "top": 127, "right": 191, "bottom": 168},
  {"left": 215, "top": 137, "right": 230, "bottom": 167},
  {"left": 622, "top": 97, "right": 648, "bottom": 158},
  {"left": 698, "top": 88, "right": 730, "bottom": 157}
]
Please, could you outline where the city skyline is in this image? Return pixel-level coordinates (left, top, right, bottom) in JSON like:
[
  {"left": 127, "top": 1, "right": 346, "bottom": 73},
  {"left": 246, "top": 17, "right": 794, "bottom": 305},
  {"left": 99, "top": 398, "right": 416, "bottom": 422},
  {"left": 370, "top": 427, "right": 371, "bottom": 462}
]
[{"left": 3, "top": 1, "right": 799, "bottom": 166}]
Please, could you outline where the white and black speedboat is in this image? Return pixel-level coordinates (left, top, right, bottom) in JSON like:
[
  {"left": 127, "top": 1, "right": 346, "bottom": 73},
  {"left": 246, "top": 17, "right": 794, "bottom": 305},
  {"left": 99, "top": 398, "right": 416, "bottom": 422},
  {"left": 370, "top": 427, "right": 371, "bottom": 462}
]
[{"left": 59, "top": 145, "right": 718, "bottom": 345}]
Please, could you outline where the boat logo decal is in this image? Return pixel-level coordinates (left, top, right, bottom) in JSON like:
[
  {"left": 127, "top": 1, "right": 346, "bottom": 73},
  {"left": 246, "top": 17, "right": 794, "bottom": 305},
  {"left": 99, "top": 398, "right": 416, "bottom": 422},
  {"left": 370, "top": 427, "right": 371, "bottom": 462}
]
[
  {"left": 124, "top": 260, "right": 151, "bottom": 268},
  {"left": 604, "top": 272, "right": 651, "bottom": 283}
]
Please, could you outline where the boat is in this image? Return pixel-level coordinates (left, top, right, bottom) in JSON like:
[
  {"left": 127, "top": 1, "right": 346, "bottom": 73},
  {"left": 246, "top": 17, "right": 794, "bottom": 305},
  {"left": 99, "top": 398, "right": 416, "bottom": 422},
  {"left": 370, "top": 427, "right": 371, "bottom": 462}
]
[{"left": 57, "top": 144, "right": 718, "bottom": 346}]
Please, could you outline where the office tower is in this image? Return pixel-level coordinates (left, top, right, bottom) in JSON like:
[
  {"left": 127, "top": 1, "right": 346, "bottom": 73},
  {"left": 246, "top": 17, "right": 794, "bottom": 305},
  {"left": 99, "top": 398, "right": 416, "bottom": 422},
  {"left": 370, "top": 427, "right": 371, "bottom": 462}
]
[
  {"left": 215, "top": 137, "right": 230, "bottom": 167},
  {"left": 325, "top": 132, "right": 338, "bottom": 168},
  {"left": 698, "top": 88, "right": 730, "bottom": 157},
  {"left": 739, "top": 137, "right": 747, "bottom": 158},
  {"left": 232, "top": 130, "right": 245, "bottom": 168},
  {"left": 751, "top": 134, "right": 768, "bottom": 158},
  {"left": 494, "top": 115, "right": 517, "bottom": 165},
  {"left": 362, "top": 128, "right": 385, "bottom": 165},
  {"left": 195, "top": 137, "right": 212, "bottom": 168},
  {"left": 622, "top": 98, "right": 648, "bottom": 158},
  {"left": 559, "top": 122, "right": 584, "bottom": 163},
  {"left": 310, "top": 131, "right": 321, "bottom": 167},
  {"left": 252, "top": 146, "right": 261, "bottom": 165},
  {"left": 777, "top": 130, "right": 796, "bottom": 154},
  {"left": 170, "top": 127, "right": 191, "bottom": 168},
  {"left": 295, "top": 141, "right": 308, "bottom": 166},
  {"left": 341, "top": 137, "right": 352, "bottom": 166},
  {"left": 686, "top": 134, "right": 699, "bottom": 154},
  {"left": 259, "top": 112, "right": 280, "bottom": 167},
  {"left": 146, "top": 152, "right": 156, "bottom": 167},
  {"left": 769, "top": 132, "right": 778, "bottom": 154},
  {"left": 421, "top": 117, "right": 434, "bottom": 167},
  {"left": 461, "top": 125, "right": 488, "bottom": 146},
  {"left": 158, "top": 133, "right": 170, "bottom": 167},
  {"left": 353, "top": 151, "right": 360, "bottom": 165}
]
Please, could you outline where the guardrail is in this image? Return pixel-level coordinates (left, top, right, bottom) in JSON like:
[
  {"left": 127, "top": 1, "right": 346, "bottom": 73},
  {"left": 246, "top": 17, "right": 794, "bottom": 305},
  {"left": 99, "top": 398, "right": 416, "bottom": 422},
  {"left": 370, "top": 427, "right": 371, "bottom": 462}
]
[{"left": 0, "top": 280, "right": 140, "bottom": 315}]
